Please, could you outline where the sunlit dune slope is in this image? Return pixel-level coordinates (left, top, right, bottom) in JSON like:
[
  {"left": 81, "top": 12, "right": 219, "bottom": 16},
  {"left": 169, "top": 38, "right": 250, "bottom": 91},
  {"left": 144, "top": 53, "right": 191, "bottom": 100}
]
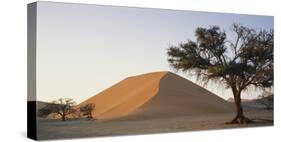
[{"left": 77, "top": 72, "right": 167, "bottom": 119}]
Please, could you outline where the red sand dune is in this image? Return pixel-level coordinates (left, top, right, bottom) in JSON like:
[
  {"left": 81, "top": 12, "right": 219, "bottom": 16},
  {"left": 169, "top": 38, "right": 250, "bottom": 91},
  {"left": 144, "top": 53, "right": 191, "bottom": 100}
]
[{"left": 77, "top": 71, "right": 235, "bottom": 120}]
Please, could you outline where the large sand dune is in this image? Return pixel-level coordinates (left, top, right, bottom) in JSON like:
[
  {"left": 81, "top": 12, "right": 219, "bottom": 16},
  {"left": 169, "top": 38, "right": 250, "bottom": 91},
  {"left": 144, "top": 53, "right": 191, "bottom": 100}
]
[{"left": 77, "top": 71, "right": 234, "bottom": 119}]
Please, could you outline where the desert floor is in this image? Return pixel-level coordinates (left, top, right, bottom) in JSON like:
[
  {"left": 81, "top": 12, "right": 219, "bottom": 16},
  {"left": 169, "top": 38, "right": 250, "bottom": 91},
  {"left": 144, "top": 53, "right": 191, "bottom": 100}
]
[{"left": 36, "top": 109, "right": 273, "bottom": 140}]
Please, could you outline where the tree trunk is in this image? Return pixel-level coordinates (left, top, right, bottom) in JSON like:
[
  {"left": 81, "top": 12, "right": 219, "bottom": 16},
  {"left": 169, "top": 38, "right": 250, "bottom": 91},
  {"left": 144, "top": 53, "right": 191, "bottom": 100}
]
[
  {"left": 228, "top": 87, "right": 252, "bottom": 124},
  {"left": 61, "top": 114, "right": 66, "bottom": 121}
]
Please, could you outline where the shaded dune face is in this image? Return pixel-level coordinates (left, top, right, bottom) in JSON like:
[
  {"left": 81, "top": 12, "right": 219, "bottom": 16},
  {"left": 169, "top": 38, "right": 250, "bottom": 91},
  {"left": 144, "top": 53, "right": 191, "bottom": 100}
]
[
  {"left": 128, "top": 73, "right": 235, "bottom": 119},
  {"left": 77, "top": 71, "right": 235, "bottom": 120}
]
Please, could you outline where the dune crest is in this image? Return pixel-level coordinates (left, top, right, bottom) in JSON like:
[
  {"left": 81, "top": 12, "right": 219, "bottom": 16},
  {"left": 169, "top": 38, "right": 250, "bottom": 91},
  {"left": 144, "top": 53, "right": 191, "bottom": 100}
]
[{"left": 77, "top": 71, "right": 234, "bottom": 119}]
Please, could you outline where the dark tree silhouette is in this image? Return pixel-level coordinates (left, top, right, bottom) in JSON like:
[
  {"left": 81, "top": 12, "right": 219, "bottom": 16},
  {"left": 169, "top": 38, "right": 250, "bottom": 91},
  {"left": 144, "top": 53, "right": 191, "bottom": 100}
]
[
  {"left": 167, "top": 24, "right": 273, "bottom": 124},
  {"left": 39, "top": 98, "right": 76, "bottom": 121},
  {"left": 79, "top": 103, "right": 95, "bottom": 120}
]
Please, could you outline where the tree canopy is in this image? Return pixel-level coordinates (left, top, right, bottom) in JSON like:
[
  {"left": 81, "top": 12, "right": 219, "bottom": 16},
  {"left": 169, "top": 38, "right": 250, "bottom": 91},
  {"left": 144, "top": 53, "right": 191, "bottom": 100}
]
[
  {"left": 167, "top": 24, "right": 273, "bottom": 124},
  {"left": 38, "top": 98, "right": 77, "bottom": 121}
]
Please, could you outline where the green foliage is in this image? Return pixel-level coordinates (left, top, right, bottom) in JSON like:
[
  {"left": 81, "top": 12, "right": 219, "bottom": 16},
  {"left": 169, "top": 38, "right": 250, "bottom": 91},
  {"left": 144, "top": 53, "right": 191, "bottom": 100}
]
[{"left": 167, "top": 24, "right": 273, "bottom": 92}]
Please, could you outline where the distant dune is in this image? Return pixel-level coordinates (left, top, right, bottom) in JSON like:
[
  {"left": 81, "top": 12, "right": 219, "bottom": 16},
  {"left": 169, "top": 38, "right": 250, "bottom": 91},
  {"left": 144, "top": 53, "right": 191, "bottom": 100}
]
[
  {"left": 77, "top": 71, "right": 235, "bottom": 120},
  {"left": 227, "top": 98, "right": 253, "bottom": 103},
  {"left": 229, "top": 95, "right": 274, "bottom": 110}
]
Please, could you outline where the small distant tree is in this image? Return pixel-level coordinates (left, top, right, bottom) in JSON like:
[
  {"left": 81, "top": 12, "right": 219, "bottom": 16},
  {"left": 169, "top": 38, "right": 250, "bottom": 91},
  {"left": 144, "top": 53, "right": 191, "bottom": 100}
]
[
  {"left": 257, "top": 91, "right": 273, "bottom": 110},
  {"left": 167, "top": 24, "right": 273, "bottom": 124},
  {"left": 80, "top": 103, "right": 95, "bottom": 120},
  {"left": 39, "top": 98, "right": 76, "bottom": 121}
]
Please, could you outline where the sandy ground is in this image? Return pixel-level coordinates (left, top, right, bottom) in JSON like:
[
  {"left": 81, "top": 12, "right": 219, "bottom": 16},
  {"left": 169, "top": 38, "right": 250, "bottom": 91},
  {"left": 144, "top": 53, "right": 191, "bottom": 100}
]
[{"left": 37, "top": 109, "right": 273, "bottom": 140}]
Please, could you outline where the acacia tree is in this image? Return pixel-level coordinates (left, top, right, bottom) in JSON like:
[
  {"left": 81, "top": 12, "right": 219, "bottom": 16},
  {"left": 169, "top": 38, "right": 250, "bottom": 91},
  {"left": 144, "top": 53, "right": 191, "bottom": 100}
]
[
  {"left": 167, "top": 24, "right": 273, "bottom": 124},
  {"left": 39, "top": 98, "right": 77, "bottom": 121},
  {"left": 53, "top": 98, "right": 76, "bottom": 121},
  {"left": 79, "top": 103, "right": 95, "bottom": 120}
]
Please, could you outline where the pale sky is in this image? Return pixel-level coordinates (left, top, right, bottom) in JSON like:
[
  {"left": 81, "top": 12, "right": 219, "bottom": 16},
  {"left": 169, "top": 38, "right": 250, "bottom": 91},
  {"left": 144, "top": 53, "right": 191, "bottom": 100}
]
[{"left": 36, "top": 1, "right": 273, "bottom": 103}]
